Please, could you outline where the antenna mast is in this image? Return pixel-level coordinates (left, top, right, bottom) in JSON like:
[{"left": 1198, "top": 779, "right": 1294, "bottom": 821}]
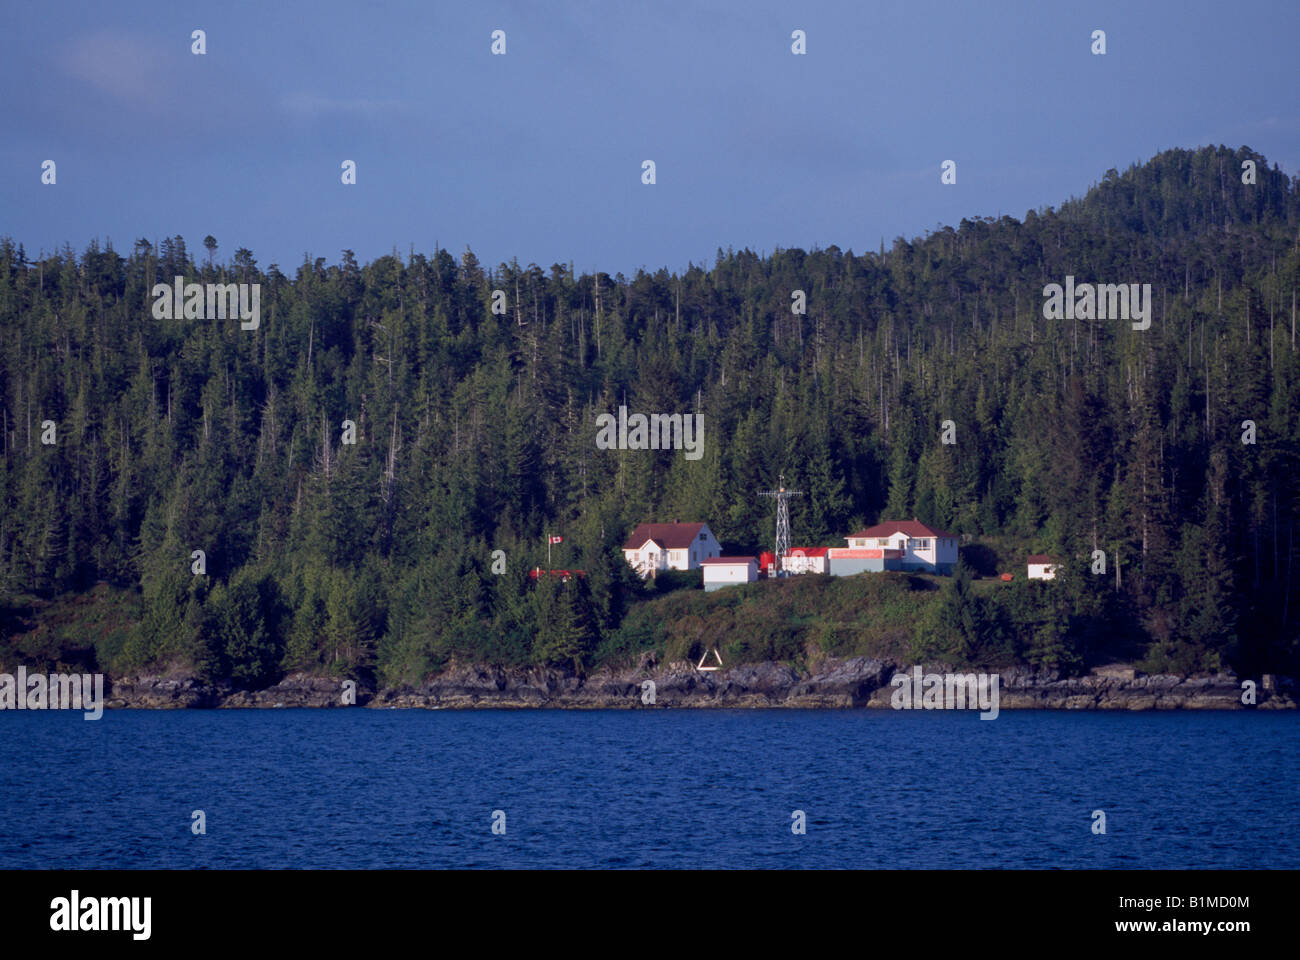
[{"left": 756, "top": 473, "right": 804, "bottom": 577}]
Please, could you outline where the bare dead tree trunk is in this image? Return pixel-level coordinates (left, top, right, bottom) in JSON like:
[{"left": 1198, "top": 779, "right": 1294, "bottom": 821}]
[
  {"left": 383, "top": 406, "right": 399, "bottom": 506},
  {"left": 321, "top": 411, "right": 333, "bottom": 480}
]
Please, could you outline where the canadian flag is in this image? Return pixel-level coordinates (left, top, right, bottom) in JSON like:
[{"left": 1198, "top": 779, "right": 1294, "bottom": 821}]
[{"left": 549, "top": 536, "right": 563, "bottom": 544}]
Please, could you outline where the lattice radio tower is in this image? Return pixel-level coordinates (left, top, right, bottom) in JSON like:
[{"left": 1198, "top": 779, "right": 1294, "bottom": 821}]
[{"left": 756, "top": 473, "right": 804, "bottom": 576}]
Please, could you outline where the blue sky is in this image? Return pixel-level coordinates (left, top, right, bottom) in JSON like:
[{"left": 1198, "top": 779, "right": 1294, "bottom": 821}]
[{"left": 3, "top": 0, "right": 1297, "bottom": 276}]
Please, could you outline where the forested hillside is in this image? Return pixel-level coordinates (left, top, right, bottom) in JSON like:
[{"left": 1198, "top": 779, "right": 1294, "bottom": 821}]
[{"left": 2, "top": 145, "right": 1298, "bottom": 685}]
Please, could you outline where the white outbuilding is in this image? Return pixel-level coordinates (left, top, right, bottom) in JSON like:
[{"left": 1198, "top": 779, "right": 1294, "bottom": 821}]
[
  {"left": 700, "top": 556, "right": 759, "bottom": 591},
  {"left": 1027, "top": 554, "right": 1057, "bottom": 580}
]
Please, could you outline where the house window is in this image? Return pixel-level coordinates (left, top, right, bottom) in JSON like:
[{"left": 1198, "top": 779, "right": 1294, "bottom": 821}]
[{"left": 699, "top": 532, "right": 707, "bottom": 541}]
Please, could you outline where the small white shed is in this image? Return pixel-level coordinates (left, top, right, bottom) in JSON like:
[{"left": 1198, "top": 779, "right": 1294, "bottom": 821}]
[
  {"left": 701, "top": 557, "right": 759, "bottom": 591},
  {"left": 1027, "top": 554, "right": 1057, "bottom": 580}
]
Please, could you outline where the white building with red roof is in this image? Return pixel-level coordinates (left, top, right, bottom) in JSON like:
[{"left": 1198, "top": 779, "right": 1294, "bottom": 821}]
[
  {"left": 784, "top": 546, "right": 829, "bottom": 575},
  {"left": 622, "top": 521, "right": 721, "bottom": 578},
  {"left": 833, "top": 519, "right": 959, "bottom": 574}
]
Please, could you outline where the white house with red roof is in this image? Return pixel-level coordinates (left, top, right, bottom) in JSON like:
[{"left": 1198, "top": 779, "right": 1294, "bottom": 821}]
[
  {"left": 832, "top": 519, "right": 959, "bottom": 574},
  {"left": 622, "top": 522, "right": 721, "bottom": 578},
  {"left": 700, "top": 556, "right": 759, "bottom": 591}
]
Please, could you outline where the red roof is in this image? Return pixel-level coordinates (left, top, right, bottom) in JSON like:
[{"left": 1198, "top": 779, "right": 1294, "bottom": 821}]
[
  {"left": 700, "top": 556, "right": 757, "bottom": 565},
  {"left": 849, "top": 519, "right": 955, "bottom": 539},
  {"left": 1027, "top": 555, "right": 1054, "bottom": 564},
  {"left": 789, "top": 547, "right": 828, "bottom": 557},
  {"left": 623, "top": 522, "right": 710, "bottom": 550}
]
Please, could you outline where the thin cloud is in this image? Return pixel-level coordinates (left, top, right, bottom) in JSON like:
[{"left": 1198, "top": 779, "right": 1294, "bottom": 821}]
[{"left": 57, "top": 29, "right": 180, "bottom": 111}]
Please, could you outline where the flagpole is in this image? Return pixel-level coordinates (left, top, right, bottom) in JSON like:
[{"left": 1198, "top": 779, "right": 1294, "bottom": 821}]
[{"left": 548, "top": 534, "right": 551, "bottom": 567}]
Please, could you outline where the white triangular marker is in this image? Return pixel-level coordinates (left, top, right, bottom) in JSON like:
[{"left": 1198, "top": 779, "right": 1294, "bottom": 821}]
[{"left": 697, "top": 648, "right": 723, "bottom": 671}]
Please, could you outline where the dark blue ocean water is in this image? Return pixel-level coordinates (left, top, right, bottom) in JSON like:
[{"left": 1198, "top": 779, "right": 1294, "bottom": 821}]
[{"left": 0, "top": 709, "right": 1295, "bottom": 869}]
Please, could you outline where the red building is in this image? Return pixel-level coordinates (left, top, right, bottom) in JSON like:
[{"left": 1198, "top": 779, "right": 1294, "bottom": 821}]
[{"left": 528, "top": 568, "right": 586, "bottom": 582}]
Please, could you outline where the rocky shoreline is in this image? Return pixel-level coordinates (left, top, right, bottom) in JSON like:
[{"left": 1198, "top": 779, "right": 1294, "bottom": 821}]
[{"left": 103, "top": 657, "right": 1297, "bottom": 710}]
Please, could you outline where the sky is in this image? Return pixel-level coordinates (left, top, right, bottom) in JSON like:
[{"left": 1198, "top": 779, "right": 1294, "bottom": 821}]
[{"left": 2, "top": 0, "right": 1298, "bottom": 277}]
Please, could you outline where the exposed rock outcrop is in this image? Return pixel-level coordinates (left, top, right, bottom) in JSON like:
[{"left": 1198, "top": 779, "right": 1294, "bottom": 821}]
[{"left": 102, "top": 659, "right": 1296, "bottom": 710}]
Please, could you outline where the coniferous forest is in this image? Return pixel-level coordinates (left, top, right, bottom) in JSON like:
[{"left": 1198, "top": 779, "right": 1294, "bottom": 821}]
[{"left": 2, "top": 145, "right": 1299, "bottom": 688}]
